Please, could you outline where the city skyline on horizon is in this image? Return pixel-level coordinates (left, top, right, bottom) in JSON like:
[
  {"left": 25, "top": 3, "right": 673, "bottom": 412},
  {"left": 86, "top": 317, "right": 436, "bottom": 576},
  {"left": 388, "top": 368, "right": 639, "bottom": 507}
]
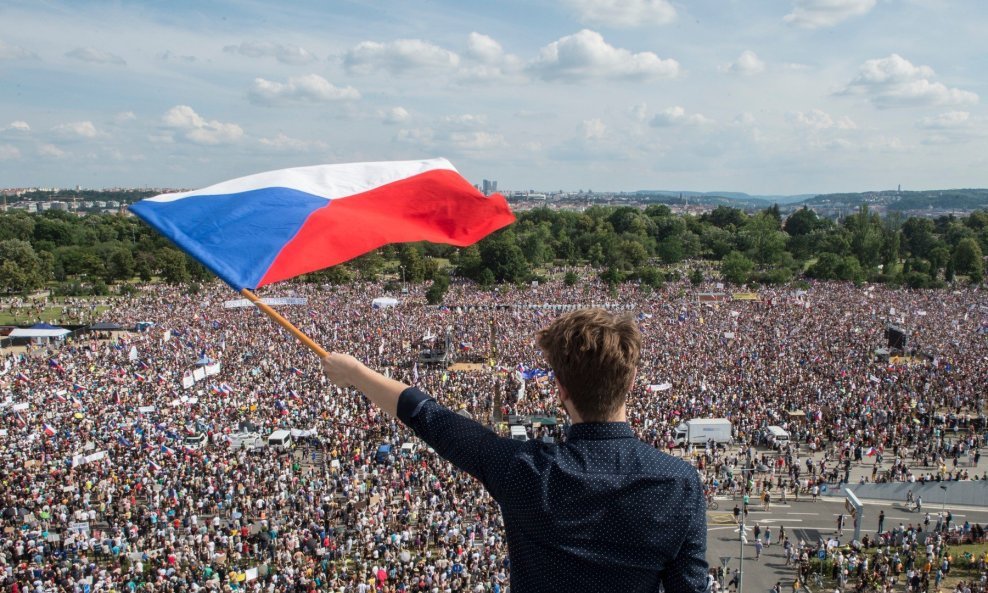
[{"left": 1, "top": 0, "right": 986, "bottom": 195}]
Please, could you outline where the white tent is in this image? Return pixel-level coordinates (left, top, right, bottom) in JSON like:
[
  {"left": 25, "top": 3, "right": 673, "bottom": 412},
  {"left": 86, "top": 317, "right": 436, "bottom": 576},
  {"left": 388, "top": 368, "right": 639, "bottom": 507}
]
[
  {"left": 371, "top": 297, "right": 399, "bottom": 309},
  {"left": 9, "top": 323, "right": 71, "bottom": 339}
]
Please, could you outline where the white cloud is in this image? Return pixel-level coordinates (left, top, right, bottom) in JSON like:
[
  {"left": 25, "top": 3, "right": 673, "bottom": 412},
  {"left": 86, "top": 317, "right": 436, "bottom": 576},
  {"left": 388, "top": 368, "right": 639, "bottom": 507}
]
[
  {"left": 581, "top": 118, "right": 607, "bottom": 140},
  {"left": 442, "top": 114, "right": 487, "bottom": 128},
  {"left": 650, "top": 106, "right": 713, "bottom": 127},
  {"left": 0, "top": 40, "right": 38, "bottom": 60},
  {"left": 629, "top": 103, "right": 648, "bottom": 122},
  {"left": 38, "top": 144, "right": 66, "bottom": 158},
  {"left": 395, "top": 128, "right": 436, "bottom": 145},
  {"left": 158, "top": 51, "right": 197, "bottom": 63},
  {"left": 530, "top": 30, "right": 679, "bottom": 81},
  {"left": 114, "top": 111, "right": 137, "bottom": 124},
  {"left": 161, "top": 105, "right": 244, "bottom": 145},
  {"left": 248, "top": 74, "right": 360, "bottom": 105},
  {"left": 343, "top": 39, "right": 459, "bottom": 75},
  {"left": 563, "top": 0, "right": 676, "bottom": 28},
  {"left": 381, "top": 107, "right": 410, "bottom": 124},
  {"left": 465, "top": 33, "right": 503, "bottom": 64},
  {"left": 723, "top": 50, "right": 765, "bottom": 76},
  {"left": 842, "top": 54, "right": 979, "bottom": 108},
  {"left": 224, "top": 41, "right": 317, "bottom": 65},
  {"left": 733, "top": 113, "right": 757, "bottom": 126},
  {"left": 457, "top": 33, "right": 525, "bottom": 83},
  {"left": 449, "top": 131, "right": 505, "bottom": 150},
  {"left": 65, "top": 47, "right": 126, "bottom": 65},
  {"left": 917, "top": 111, "right": 970, "bottom": 129},
  {"left": 787, "top": 109, "right": 857, "bottom": 130},
  {"left": 258, "top": 133, "right": 327, "bottom": 151},
  {"left": 784, "top": 0, "right": 877, "bottom": 28},
  {"left": 0, "top": 145, "right": 20, "bottom": 160},
  {"left": 53, "top": 121, "right": 99, "bottom": 138},
  {"left": 3, "top": 121, "right": 30, "bottom": 132}
]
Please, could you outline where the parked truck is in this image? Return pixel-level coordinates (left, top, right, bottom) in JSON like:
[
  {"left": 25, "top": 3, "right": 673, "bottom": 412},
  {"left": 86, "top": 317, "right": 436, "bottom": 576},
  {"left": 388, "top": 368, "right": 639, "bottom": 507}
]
[{"left": 673, "top": 418, "right": 733, "bottom": 447}]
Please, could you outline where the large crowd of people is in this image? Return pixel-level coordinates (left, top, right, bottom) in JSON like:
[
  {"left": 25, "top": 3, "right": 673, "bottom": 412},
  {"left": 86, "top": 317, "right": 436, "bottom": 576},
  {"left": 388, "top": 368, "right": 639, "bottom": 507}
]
[{"left": 1, "top": 272, "right": 986, "bottom": 593}]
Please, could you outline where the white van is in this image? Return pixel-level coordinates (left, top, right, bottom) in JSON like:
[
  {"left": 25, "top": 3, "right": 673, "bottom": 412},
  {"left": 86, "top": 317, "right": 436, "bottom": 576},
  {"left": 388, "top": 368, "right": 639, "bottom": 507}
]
[
  {"left": 268, "top": 430, "right": 294, "bottom": 450},
  {"left": 766, "top": 425, "right": 790, "bottom": 447},
  {"left": 183, "top": 433, "right": 207, "bottom": 451},
  {"left": 229, "top": 432, "right": 265, "bottom": 451},
  {"left": 509, "top": 425, "right": 528, "bottom": 442}
]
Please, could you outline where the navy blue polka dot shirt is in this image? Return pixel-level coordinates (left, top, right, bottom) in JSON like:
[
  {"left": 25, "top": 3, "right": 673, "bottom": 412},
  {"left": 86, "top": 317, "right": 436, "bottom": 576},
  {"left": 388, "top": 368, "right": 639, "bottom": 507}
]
[{"left": 398, "top": 386, "right": 709, "bottom": 593}]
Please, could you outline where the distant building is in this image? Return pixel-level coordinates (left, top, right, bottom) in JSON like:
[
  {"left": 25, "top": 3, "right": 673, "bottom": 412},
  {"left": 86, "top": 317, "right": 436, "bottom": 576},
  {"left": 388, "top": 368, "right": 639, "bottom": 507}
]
[{"left": 482, "top": 179, "right": 498, "bottom": 195}]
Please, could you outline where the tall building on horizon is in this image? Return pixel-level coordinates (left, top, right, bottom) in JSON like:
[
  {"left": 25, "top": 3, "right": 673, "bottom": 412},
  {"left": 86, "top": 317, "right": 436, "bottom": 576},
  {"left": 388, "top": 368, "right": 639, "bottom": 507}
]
[{"left": 482, "top": 179, "right": 497, "bottom": 195}]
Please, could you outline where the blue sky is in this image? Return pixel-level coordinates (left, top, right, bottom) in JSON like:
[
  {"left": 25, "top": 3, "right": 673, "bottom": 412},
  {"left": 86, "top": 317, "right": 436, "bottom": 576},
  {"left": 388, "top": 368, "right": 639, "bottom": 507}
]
[{"left": 1, "top": 0, "right": 985, "bottom": 195}]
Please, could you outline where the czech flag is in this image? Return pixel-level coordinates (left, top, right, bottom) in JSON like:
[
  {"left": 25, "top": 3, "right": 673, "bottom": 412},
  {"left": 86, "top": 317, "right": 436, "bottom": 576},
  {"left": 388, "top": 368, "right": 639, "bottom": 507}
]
[
  {"left": 128, "top": 158, "right": 515, "bottom": 290},
  {"left": 161, "top": 445, "right": 176, "bottom": 456},
  {"left": 71, "top": 383, "right": 86, "bottom": 393},
  {"left": 15, "top": 371, "right": 30, "bottom": 383},
  {"left": 149, "top": 460, "right": 162, "bottom": 472},
  {"left": 42, "top": 423, "right": 56, "bottom": 437}
]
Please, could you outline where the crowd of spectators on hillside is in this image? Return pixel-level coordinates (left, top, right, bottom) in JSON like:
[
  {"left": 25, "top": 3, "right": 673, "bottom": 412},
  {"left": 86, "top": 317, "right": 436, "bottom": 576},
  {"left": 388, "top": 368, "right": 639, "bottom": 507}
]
[{"left": 1, "top": 272, "right": 986, "bottom": 592}]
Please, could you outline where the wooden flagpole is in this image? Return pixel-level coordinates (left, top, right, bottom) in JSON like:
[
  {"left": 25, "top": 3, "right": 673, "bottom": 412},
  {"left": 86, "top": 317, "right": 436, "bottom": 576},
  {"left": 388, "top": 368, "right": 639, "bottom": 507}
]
[{"left": 240, "top": 288, "right": 329, "bottom": 358}]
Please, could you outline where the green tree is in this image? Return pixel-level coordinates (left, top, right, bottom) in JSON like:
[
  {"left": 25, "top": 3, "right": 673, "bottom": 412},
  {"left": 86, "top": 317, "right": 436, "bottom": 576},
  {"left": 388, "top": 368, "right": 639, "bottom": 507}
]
[
  {"left": 478, "top": 267, "right": 495, "bottom": 287},
  {"left": 600, "top": 267, "right": 625, "bottom": 285},
  {"left": 657, "top": 237, "right": 684, "bottom": 264},
  {"left": 637, "top": 266, "right": 664, "bottom": 289},
  {"left": 953, "top": 238, "right": 984, "bottom": 281},
  {"left": 741, "top": 213, "right": 788, "bottom": 265},
  {"left": 563, "top": 271, "right": 579, "bottom": 286},
  {"left": 425, "top": 271, "right": 450, "bottom": 305},
  {"left": 398, "top": 244, "right": 428, "bottom": 283},
  {"left": 480, "top": 232, "right": 528, "bottom": 283},
  {"left": 158, "top": 248, "right": 190, "bottom": 284},
  {"left": 0, "top": 239, "right": 47, "bottom": 293},
  {"left": 702, "top": 206, "right": 747, "bottom": 230},
  {"left": 901, "top": 217, "right": 936, "bottom": 259},
  {"left": 455, "top": 245, "right": 483, "bottom": 279},
  {"left": 783, "top": 207, "right": 822, "bottom": 237},
  {"left": 0, "top": 212, "right": 35, "bottom": 242},
  {"left": 106, "top": 248, "right": 135, "bottom": 282},
  {"left": 721, "top": 251, "right": 754, "bottom": 285},
  {"left": 844, "top": 205, "right": 883, "bottom": 270}
]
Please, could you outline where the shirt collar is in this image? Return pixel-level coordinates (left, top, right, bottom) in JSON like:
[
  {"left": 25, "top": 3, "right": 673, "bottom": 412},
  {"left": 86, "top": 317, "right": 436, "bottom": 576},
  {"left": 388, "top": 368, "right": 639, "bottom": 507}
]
[{"left": 565, "top": 422, "right": 635, "bottom": 441}]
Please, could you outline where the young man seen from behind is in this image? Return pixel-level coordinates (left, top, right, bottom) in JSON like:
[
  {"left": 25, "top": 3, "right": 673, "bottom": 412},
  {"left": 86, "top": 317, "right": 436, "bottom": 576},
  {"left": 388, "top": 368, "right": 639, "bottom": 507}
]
[{"left": 321, "top": 308, "right": 709, "bottom": 593}]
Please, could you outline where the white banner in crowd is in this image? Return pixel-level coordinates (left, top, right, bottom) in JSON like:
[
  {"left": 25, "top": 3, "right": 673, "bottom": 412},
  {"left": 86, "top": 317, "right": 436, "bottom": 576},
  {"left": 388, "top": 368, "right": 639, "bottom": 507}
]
[
  {"left": 204, "top": 363, "right": 221, "bottom": 377},
  {"left": 128, "top": 346, "right": 138, "bottom": 361},
  {"left": 11, "top": 402, "right": 29, "bottom": 411},
  {"left": 74, "top": 450, "right": 108, "bottom": 467},
  {"left": 223, "top": 297, "right": 308, "bottom": 309},
  {"left": 192, "top": 368, "right": 206, "bottom": 382},
  {"left": 648, "top": 383, "right": 673, "bottom": 392},
  {"left": 182, "top": 375, "right": 195, "bottom": 389}
]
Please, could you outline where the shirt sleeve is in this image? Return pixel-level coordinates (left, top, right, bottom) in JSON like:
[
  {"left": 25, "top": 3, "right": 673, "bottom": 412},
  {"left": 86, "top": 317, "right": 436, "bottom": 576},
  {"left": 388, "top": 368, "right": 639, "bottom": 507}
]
[
  {"left": 659, "top": 473, "right": 710, "bottom": 593},
  {"left": 396, "top": 386, "right": 522, "bottom": 501}
]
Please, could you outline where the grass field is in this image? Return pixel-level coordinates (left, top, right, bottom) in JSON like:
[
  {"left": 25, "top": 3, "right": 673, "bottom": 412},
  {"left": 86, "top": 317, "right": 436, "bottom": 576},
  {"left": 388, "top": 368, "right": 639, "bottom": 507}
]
[{"left": 0, "top": 304, "right": 112, "bottom": 326}]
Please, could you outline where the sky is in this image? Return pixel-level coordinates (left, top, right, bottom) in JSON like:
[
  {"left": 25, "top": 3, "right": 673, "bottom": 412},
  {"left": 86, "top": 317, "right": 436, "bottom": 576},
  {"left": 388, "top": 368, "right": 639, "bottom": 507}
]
[{"left": 1, "top": 0, "right": 986, "bottom": 195}]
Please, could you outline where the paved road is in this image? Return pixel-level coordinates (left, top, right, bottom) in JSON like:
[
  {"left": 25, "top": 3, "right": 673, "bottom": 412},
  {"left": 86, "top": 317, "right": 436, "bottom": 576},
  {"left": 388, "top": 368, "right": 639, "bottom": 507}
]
[{"left": 705, "top": 497, "right": 988, "bottom": 593}]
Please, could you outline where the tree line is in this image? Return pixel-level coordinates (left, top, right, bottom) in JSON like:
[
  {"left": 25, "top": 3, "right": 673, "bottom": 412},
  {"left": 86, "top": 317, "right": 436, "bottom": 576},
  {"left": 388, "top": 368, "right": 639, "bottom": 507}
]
[{"left": 0, "top": 204, "right": 985, "bottom": 298}]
